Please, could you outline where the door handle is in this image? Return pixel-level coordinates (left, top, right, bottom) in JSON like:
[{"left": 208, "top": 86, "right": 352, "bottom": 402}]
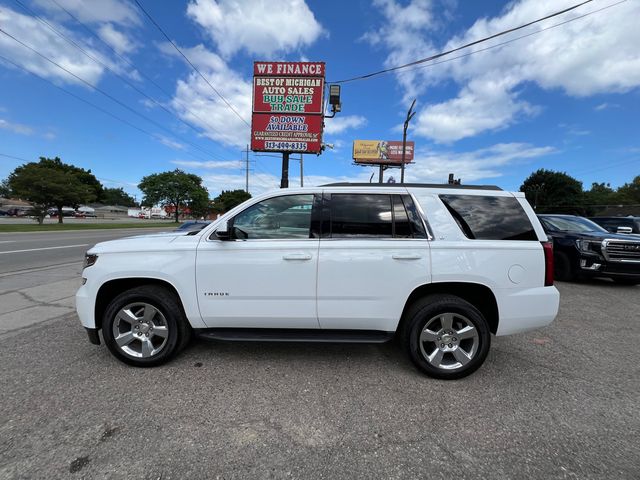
[
  {"left": 392, "top": 254, "right": 422, "bottom": 260},
  {"left": 283, "top": 253, "right": 313, "bottom": 261}
]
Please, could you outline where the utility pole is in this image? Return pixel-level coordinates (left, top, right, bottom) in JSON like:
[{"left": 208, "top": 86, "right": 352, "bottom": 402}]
[
  {"left": 245, "top": 144, "right": 250, "bottom": 193},
  {"left": 299, "top": 153, "right": 304, "bottom": 187},
  {"left": 401, "top": 99, "right": 417, "bottom": 184},
  {"left": 379, "top": 165, "right": 384, "bottom": 184},
  {"left": 280, "top": 152, "right": 290, "bottom": 188}
]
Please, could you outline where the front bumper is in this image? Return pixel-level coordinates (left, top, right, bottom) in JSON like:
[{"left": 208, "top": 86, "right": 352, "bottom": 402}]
[
  {"left": 579, "top": 254, "right": 640, "bottom": 279},
  {"left": 75, "top": 282, "right": 96, "bottom": 329}
]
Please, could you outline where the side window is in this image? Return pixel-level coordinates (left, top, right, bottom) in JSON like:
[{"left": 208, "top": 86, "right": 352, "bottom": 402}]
[
  {"left": 439, "top": 194, "right": 537, "bottom": 241},
  {"left": 232, "top": 194, "right": 315, "bottom": 240},
  {"left": 400, "top": 194, "right": 428, "bottom": 238},
  {"left": 393, "top": 195, "right": 412, "bottom": 238},
  {"left": 330, "top": 194, "right": 393, "bottom": 238}
]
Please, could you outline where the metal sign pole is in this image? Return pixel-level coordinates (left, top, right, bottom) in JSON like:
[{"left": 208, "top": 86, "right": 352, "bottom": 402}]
[{"left": 281, "top": 152, "right": 290, "bottom": 188}]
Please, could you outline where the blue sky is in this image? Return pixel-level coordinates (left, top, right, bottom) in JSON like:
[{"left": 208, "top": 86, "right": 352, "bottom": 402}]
[{"left": 0, "top": 0, "right": 639, "bottom": 200}]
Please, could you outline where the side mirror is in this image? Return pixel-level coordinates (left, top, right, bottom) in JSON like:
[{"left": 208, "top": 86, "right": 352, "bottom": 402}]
[
  {"left": 617, "top": 226, "right": 633, "bottom": 234},
  {"left": 214, "top": 222, "right": 232, "bottom": 240}
]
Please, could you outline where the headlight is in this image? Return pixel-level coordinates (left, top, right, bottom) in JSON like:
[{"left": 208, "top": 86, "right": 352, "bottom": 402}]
[
  {"left": 83, "top": 253, "right": 98, "bottom": 269},
  {"left": 575, "top": 239, "right": 602, "bottom": 254}
]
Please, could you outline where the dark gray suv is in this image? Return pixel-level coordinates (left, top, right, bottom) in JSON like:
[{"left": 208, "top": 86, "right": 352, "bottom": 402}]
[{"left": 589, "top": 217, "right": 640, "bottom": 235}]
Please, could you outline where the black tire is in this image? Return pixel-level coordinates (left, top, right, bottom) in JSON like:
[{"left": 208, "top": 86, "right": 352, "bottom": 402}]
[
  {"left": 102, "top": 285, "right": 191, "bottom": 367},
  {"left": 554, "top": 252, "right": 575, "bottom": 282},
  {"left": 613, "top": 278, "right": 640, "bottom": 286},
  {"left": 402, "top": 295, "right": 491, "bottom": 380}
]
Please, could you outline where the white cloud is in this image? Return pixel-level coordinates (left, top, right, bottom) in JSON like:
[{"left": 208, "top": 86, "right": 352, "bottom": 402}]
[
  {"left": 201, "top": 171, "right": 370, "bottom": 197},
  {"left": 369, "top": 0, "right": 640, "bottom": 142},
  {"left": 362, "top": 0, "right": 441, "bottom": 100},
  {"left": 594, "top": 102, "right": 619, "bottom": 111},
  {"left": 98, "top": 23, "right": 136, "bottom": 54},
  {"left": 0, "top": 118, "right": 34, "bottom": 135},
  {"left": 33, "top": 0, "right": 140, "bottom": 26},
  {"left": 186, "top": 0, "right": 323, "bottom": 58},
  {"left": 0, "top": 6, "right": 106, "bottom": 85},
  {"left": 324, "top": 115, "right": 367, "bottom": 135},
  {"left": 172, "top": 160, "right": 243, "bottom": 170},
  {"left": 203, "top": 172, "right": 278, "bottom": 196},
  {"left": 413, "top": 78, "right": 539, "bottom": 143},
  {"left": 406, "top": 143, "right": 556, "bottom": 183},
  {"left": 154, "top": 135, "right": 186, "bottom": 150},
  {"left": 198, "top": 143, "right": 551, "bottom": 194},
  {"left": 165, "top": 44, "right": 252, "bottom": 148}
]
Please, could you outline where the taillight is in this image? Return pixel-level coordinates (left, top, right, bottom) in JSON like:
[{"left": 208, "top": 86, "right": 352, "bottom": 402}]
[{"left": 542, "top": 241, "right": 554, "bottom": 286}]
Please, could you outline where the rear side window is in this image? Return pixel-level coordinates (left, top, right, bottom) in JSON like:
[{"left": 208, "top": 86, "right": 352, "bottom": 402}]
[
  {"left": 439, "top": 194, "right": 537, "bottom": 241},
  {"left": 331, "top": 194, "right": 393, "bottom": 238},
  {"left": 329, "top": 194, "right": 427, "bottom": 239}
]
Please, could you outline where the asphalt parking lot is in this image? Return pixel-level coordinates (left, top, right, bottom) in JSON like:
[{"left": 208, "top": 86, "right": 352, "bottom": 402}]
[{"left": 0, "top": 230, "right": 639, "bottom": 479}]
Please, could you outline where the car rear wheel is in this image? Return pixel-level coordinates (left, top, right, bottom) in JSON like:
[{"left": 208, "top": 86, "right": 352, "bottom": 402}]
[
  {"left": 102, "top": 285, "right": 191, "bottom": 367},
  {"left": 403, "top": 295, "right": 491, "bottom": 380},
  {"left": 554, "top": 252, "right": 575, "bottom": 282}
]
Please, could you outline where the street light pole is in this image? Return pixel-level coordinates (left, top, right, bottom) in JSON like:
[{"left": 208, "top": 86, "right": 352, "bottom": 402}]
[{"left": 401, "top": 99, "right": 416, "bottom": 184}]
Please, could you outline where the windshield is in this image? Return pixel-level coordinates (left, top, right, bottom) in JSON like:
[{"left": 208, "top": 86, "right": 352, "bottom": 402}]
[{"left": 540, "top": 216, "right": 607, "bottom": 233}]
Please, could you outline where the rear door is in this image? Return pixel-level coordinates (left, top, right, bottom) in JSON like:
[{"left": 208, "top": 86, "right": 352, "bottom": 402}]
[{"left": 316, "top": 191, "right": 431, "bottom": 332}]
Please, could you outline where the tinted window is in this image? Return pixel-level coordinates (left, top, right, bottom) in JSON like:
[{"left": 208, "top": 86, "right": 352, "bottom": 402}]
[
  {"left": 401, "top": 194, "right": 428, "bottom": 238},
  {"left": 232, "top": 194, "right": 314, "bottom": 239},
  {"left": 440, "top": 194, "right": 537, "bottom": 241},
  {"left": 393, "top": 195, "right": 412, "bottom": 238},
  {"left": 539, "top": 216, "right": 607, "bottom": 233},
  {"left": 331, "top": 194, "right": 393, "bottom": 238}
]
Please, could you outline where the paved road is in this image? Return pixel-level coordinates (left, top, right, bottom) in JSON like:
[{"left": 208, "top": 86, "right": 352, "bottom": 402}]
[
  {"left": 0, "top": 230, "right": 638, "bottom": 479},
  {"left": 0, "top": 228, "right": 170, "bottom": 275},
  {"left": 0, "top": 228, "right": 167, "bottom": 335}
]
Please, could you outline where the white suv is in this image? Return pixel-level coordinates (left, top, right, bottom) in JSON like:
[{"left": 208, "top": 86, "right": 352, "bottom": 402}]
[{"left": 76, "top": 184, "right": 559, "bottom": 379}]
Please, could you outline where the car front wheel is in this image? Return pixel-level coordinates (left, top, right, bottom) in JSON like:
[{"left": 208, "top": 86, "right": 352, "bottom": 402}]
[
  {"left": 102, "top": 285, "right": 191, "bottom": 367},
  {"left": 403, "top": 295, "right": 491, "bottom": 380}
]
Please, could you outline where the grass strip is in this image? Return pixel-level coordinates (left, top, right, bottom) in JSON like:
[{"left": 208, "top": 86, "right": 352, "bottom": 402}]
[{"left": 0, "top": 222, "right": 175, "bottom": 232}]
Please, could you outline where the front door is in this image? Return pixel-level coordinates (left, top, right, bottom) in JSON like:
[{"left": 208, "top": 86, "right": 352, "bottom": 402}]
[{"left": 196, "top": 193, "right": 321, "bottom": 329}]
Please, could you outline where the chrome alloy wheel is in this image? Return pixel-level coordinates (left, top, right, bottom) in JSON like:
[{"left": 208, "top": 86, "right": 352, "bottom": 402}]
[
  {"left": 112, "top": 302, "right": 169, "bottom": 358},
  {"left": 418, "top": 312, "right": 479, "bottom": 370}
]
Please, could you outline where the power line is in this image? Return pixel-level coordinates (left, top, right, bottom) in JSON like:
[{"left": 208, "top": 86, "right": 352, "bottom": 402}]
[
  {"left": 0, "top": 152, "right": 138, "bottom": 188},
  {"left": 12, "top": 0, "right": 227, "bottom": 161},
  {"left": 133, "top": 0, "right": 252, "bottom": 128},
  {"left": 46, "top": 0, "right": 232, "bottom": 152},
  {"left": 400, "top": 0, "right": 628, "bottom": 77},
  {"left": 0, "top": 27, "right": 219, "bottom": 161},
  {"left": 0, "top": 152, "right": 31, "bottom": 163},
  {"left": 0, "top": 53, "right": 214, "bottom": 163},
  {"left": 331, "top": 0, "right": 595, "bottom": 83}
]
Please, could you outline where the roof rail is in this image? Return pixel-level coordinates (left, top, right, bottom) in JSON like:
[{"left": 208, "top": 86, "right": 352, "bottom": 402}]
[{"left": 320, "top": 182, "right": 503, "bottom": 191}]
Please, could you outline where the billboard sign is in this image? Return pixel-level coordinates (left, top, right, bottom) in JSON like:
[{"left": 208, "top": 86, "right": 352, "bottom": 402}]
[
  {"left": 353, "top": 140, "right": 415, "bottom": 165},
  {"left": 252, "top": 61, "right": 325, "bottom": 153}
]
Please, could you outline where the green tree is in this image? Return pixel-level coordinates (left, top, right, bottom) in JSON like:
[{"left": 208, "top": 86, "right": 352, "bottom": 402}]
[
  {"left": 99, "top": 187, "right": 137, "bottom": 207},
  {"left": 189, "top": 187, "right": 211, "bottom": 219},
  {"left": 617, "top": 175, "right": 640, "bottom": 204},
  {"left": 212, "top": 189, "right": 252, "bottom": 213},
  {"left": 0, "top": 178, "right": 10, "bottom": 198},
  {"left": 583, "top": 182, "right": 620, "bottom": 214},
  {"left": 38, "top": 157, "right": 103, "bottom": 201},
  {"left": 520, "top": 169, "right": 584, "bottom": 214},
  {"left": 138, "top": 169, "right": 209, "bottom": 223},
  {"left": 8, "top": 163, "right": 95, "bottom": 224}
]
